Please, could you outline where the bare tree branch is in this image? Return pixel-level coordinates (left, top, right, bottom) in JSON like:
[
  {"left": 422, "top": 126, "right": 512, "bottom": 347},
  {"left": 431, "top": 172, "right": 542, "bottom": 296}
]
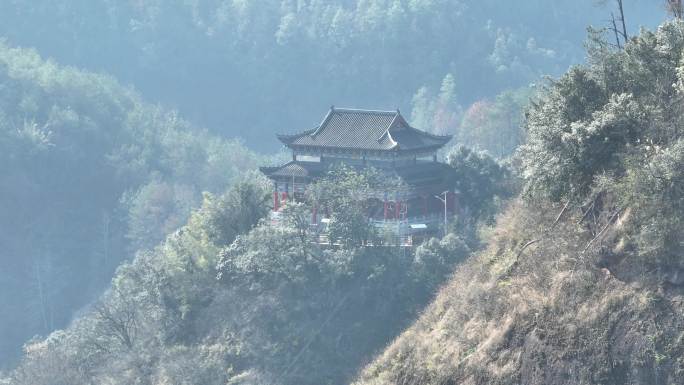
[
  {"left": 611, "top": 13, "right": 622, "bottom": 49},
  {"left": 617, "top": 0, "right": 628, "bottom": 40},
  {"left": 583, "top": 208, "right": 622, "bottom": 253},
  {"left": 667, "top": 0, "right": 684, "bottom": 19}
]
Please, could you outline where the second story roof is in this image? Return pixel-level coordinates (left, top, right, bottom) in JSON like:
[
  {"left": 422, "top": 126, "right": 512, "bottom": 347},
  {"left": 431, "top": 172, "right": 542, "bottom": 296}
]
[
  {"left": 277, "top": 107, "right": 452, "bottom": 153},
  {"left": 260, "top": 159, "right": 453, "bottom": 192}
]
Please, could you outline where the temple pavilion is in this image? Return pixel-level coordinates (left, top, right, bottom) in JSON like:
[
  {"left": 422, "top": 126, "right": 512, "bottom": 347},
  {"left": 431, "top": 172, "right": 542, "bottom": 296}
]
[{"left": 260, "top": 106, "right": 457, "bottom": 243}]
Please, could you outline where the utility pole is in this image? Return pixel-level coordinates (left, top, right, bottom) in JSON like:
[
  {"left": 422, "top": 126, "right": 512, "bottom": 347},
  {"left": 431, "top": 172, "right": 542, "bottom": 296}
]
[{"left": 434, "top": 190, "right": 449, "bottom": 238}]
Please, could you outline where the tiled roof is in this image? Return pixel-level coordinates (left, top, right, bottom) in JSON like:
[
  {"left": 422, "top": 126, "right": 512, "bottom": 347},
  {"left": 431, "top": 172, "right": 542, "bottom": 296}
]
[
  {"left": 259, "top": 161, "right": 326, "bottom": 179},
  {"left": 277, "top": 107, "right": 451, "bottom": 152}
]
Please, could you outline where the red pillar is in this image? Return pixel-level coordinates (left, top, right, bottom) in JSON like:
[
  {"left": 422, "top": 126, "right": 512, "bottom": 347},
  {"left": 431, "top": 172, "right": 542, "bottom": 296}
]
[
  {"left": 312, "top": 206, "right": 318, "bottom": 224},
  {"left": 384, "top": 200, "right": 388, "bottom": 220},
  {"left": 395, "top": 200, "right": 400, "bottom": 220},
  {"left": 281, "top": 191, "right": 288, "bottom": 206},
  {"left": 273, "top": 191, "right": 280, "bottom": 211}
]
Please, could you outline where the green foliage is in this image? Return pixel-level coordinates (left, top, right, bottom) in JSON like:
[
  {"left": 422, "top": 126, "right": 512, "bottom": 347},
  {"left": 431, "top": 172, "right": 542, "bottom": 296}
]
[
  {"left": 0, "top": 42, "right": 260, "bottom": 366},
  {"left": 0, "top": 2, "right": 661, "bottom": 147},
  {"left": 354, "top": 198, "right": 684, "bottom": 385},
  {"left": 411, "top": 79, "right": 532, "bottom": 160},
  {"left": 122, "top": 178, "right": 197, "bottom": 251},
  {"left": 412, "top": 234, "right": 470, "bottom": 288},
  {"left": 523, "top": 89, "right": 646, "bottom": 201},
  {"left": 619, "top": 139, "right": 684, "bottom": 263},
  {"left": 280, "top": 202, "right": 315, "bottom": 242},
  {"left": 358, "top": 21, "right": 684, "bottom": 385},
  {"left": 410, "top": 73, "right": 462, "bottom": 136},
  {"left": 189, "top": 175, "right": 271, "bottom": 248},
  {"left": 457, "top": 87, "right": 533, "bottom": 158},
  {"left": 447, "top": 145, "right": 515, "bottom": 227},
  {"left": 306, "top": 166, "right": 406, "bottom": 247},
  {"left": 1, "top": 1, "right": 671, "bottom": 380},
  {"left": 520, "top": 20, "right": 684, "bottom": 262},
  {"left": 10, "top": 171, "right": 472, "bottom": 385},
  {"left": 218, "top": 224, "right": 317, "bottom": 286}
]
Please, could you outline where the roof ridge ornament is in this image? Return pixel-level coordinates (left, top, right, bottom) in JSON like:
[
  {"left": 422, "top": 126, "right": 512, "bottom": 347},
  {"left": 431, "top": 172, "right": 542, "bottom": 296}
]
[
  {"left": 379, "top": 111, "right": 401, "bottom": 149},
  {"left": 311, "top": 106, "right": 336, "bottom": 137}
]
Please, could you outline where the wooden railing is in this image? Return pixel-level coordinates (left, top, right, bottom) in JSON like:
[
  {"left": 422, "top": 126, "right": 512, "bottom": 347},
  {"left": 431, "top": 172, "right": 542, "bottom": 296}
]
[
  {"left": 314, "top": 234, "right": 413, "bottom": 247},
  {"left": 267, "top": 212, "right": 438, "bottom": 247}
]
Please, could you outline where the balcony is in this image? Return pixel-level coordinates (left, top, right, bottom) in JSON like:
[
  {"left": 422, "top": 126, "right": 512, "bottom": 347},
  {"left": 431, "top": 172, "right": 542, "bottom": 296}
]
[{"left": 268, "top": 211, "right": 444, "bottom": 247}]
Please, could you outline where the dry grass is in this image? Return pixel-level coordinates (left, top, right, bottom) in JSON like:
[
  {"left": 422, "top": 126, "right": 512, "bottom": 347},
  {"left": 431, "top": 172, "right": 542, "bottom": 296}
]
[{"left": 354, "top": 200, "right": 684, "bottom": 385}]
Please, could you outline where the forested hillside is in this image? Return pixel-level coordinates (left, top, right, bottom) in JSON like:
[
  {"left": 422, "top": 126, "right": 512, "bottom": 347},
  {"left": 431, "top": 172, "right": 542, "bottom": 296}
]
[
  {"left": 1, "top": 1, "right": 678, "bottom": 383},
  {"left": 0, "top": 43, "right": 259, "bottom": 368},
  {"left": 355, "top": 21, "right": 684, "bottom": 385},
  {"left": 0, "top": 1, "right": 661, "bottom": 150},
  {"left": 5, "top": 162, "right": 511, "bottom": 385}
]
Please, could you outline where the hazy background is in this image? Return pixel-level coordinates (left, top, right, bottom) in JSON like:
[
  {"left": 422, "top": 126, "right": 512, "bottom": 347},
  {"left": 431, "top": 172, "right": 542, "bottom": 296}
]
[
  {"left": 0, "top": 0, "right": 664, "bottom": 370},
  {"left": 0, "top": 1, "right": 663, "bottom": 148}
]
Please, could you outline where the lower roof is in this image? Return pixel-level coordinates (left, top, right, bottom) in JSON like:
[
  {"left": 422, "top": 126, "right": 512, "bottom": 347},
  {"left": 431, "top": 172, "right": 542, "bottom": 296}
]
[
  {"left": 260, "top": 160, "right": 453, "bottom": 188},
  {"left": 259, "top": 161, "right": 326, "bottom": 179}
]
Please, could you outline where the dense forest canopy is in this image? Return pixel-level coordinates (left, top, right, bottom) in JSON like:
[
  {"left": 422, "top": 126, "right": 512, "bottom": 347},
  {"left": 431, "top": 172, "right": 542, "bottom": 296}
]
[
  {"left": 0, "top": 1, "right": 662, "bottom": 149},
  {"left": 5, "top": 165, "right": 509, "bottom": 385},
  {"left": 0, "top": 42, "right": 260, "bottom": 369},
  {"left": 0, "top": 1, "right": 679, "bottom": 383}
]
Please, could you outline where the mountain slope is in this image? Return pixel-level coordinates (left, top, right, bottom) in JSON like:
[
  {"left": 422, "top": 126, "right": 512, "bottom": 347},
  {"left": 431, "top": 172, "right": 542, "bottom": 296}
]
[
  {"left": 0, "top": 41, "right": 259, "bottom": 368},
  {"left": 5, "top": 169, "right": 486, "bottom": 385},
  {"left": 355, "top": 21, "right": 684, "bottom": 385},
  {"left": 356, "top": 201, "right": 684, "bottom": 384}
]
